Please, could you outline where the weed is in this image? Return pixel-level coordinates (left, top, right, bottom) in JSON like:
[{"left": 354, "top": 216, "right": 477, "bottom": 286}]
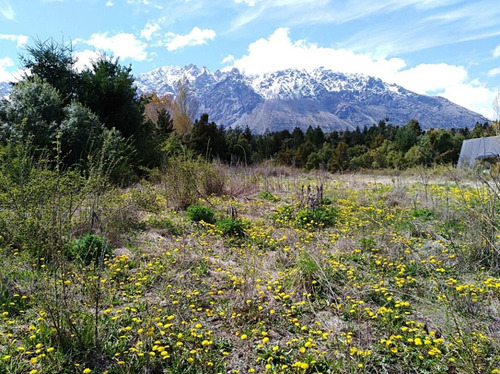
[
  {"left": 187, "top": 204, "right": 217, "bottom": 224},
  {"left": 258, "top": 190, "right": 279, "bottom": 201},
  {"left": 65, "top": 233, "right": 111, "bottom": 265},
  {"left": 216, "top": 217, "right": 247, "bottom": 237},
  {"left": 295, "top": 205, "right": 339, "bottom": 229}
]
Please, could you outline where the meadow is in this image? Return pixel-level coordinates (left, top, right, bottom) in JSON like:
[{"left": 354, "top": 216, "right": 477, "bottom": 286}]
[{"left": 1, "top": 162, "right": 499, "bottom": 374}]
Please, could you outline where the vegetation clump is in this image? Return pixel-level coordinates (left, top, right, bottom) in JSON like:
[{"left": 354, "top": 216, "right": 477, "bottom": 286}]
[
  {"left": 216, "top": 217, "right": 247, "bottom": 237},
  {"left": 65, "top": 234, "right": 110, "bottom": 265},
  {"left": 186, "top": 204, "right": 216, "bottom": 224},
  {"left": 295, "top": 205, "right": 339, "bottom": 229}
]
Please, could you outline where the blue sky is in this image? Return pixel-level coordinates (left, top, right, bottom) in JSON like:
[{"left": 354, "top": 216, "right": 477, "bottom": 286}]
[{"left": 1, "top": 0, "right": 500, "bottom": 119}]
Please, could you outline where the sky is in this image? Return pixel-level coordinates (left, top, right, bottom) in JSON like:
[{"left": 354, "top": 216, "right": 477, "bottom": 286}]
[{"left": 1, "top": 0, "right": 500, "bottom": 119}]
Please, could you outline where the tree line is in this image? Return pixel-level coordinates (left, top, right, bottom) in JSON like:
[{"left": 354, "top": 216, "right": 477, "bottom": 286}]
[
  {"left": 181, "top": 115, "right": 492, "bottom": 171},
  {"left": 0, "top": 39, "right": 493, "bottom": 185}
]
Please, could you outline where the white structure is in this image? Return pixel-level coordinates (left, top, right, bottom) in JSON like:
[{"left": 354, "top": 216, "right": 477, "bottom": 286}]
[{"left": 457, "top": 136, "right": 500, "bottom": 168}]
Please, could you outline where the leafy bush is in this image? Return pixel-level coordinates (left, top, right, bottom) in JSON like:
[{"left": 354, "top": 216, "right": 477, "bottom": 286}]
[
  {"left": 187, "top": 204, "right": 216, "bottom": 224},
  {"left": 65, "top": 234, "right": 110, "bottom": 265},
  {"left": 201, "top": 161, "right": 227, "bottom": 196},
  {"left": 161, "top": 156, "right": 226, "bottom": 209},
  {"left": 216, "top": 217, "right": 246, "bottom": 237},
  {"left": 295, "top": 205, "right": 338, "bottom": 229}
]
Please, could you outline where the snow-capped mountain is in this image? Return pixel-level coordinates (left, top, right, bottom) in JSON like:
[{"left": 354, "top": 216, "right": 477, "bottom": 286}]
[{"left": 136, "top": 65, "right": 489, "bottom": 134}]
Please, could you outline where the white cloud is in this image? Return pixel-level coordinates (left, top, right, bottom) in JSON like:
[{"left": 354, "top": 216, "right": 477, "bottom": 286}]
[
  {"left": 233, "top": 0, "right": 261, "bottom": 5},
  {"left": 227, "top": 28, "right": 406, "bottom": 78},
  {"left": 394, "top": 64, "right": 468, "bottom": 95},
  {"left": 226, "top": 28, "right": 495, "bottom": 118},
  {"left": 126, "top": 0, "right": 163, "bottom": 8},
  {"left": 488, "top": 67, "right": 500, "bottom": 77},
  {"left": 84, "top": 32, "right": 148, "bottom": 61},
  {"left": 106, "top": 0, "right": 114, "bottom": 6},
  {"left": 221, "top": 55, "right": 235, "bottom": 64},
  {"left": 0, "top": 1, "right": 15, "bottom": 21},
  {"left": 0, "top": 57, "right": 14, "bottom": 81},
  {"left": 441, "top": 83, "right": 497, "bottom": 120},
  {"left": 164, "top": 27, "right": 216, "bottom": 51},
  {"left": 73, "top": 49, "right": 101, "bottom": 72},
  {"left": 494, "top": 45, "right": 500, "bottom": 58},
  {"left": 0, "top": 34, "right": 28, "bottom": 47},
  {"left": 141, "top": 22, "right": 160, "bottom": 41}
]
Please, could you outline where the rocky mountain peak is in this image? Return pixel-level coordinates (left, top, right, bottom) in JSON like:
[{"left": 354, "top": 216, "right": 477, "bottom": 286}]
[{"left": 136, "top": 64, "right": 489, "bottom": 133}]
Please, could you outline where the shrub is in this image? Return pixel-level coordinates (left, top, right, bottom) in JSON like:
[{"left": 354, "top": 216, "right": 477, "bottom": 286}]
[
  {"left": 295, "top": 205, "right": 338, "bottom": 229},
  {"left": 161, "top": 156, "right": 226, "bottom": 209},
  {"left": 216, "top": 217, "right": 246, "bottom": 237},
  {"left": 65, "top": 234, "right": 110, "bottom": 265},
  {"left": 201, "top": 161, "right": 226, "bottom": 196},
  {"left": 187, "top": 204, "right": 216, "bottom": 224},
  {"left": 411, "top": 208, "right": 434, "bottom": 220}
]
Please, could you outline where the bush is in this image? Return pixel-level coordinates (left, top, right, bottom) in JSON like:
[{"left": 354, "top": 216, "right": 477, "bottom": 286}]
[
  {"left": 296, "top": 205, "right": 338, "bottom": 229},
  {"left": 216, "top": 217, "right": 246, "bottom": 237},
  {"left": 65, "top": 234, "right": 110, "bottom": 265},
  {"left": 186, "top": 204, "right": 216, "bottom": 224},
  {"left": 411, "top": 208, "right": 434, "bottom": 220},
  {"left": 161, "top": 156, "right": 226, "bottom": 209}
]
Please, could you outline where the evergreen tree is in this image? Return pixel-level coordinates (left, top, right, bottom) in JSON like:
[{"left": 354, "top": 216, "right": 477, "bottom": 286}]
[
  {"left": 190, "top": 113, "right": 226, "bottom": 160},
  {"left": 19, "top": 37, "right": 80, "bottom": 104},
  {"left": 394, "top": 119, "right": 422, "bottom": 153},
  {"left": 329, "top": 141, "right": 350, "bottom": 172},
  {"left": 78, "top": 55, "right": 143, "bottom": 140},
  {"left": 2, "top": 77, "right": 63, "bottom": 149},
  {"left": 291, "top": 127, "right": 305, "bottom": 149}
]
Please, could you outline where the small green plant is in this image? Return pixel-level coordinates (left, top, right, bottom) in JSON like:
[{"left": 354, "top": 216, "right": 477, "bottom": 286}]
[
  {"left": 142, "top": 216, "right": 182, "bottom": 235},
  {"left": 359, "top": 236, "right": 376, "bottom": 251},
  {"left": 186, "top": 204, "right": 216, "bottom": 224},
  {"left": 295, "top": 205, "right": 338, "bottom": 229},
  {"left": 65, "top": 234, "right": 110, "bottom": 265},
  {"left": 216, "top": 217, "right": 246, "bottom": 237},
  {"left": 411, "top": 208, "right": 435, "bottom": 220},
  {"left": 258, "top": 190, "right": 279, "bottom": 201}
]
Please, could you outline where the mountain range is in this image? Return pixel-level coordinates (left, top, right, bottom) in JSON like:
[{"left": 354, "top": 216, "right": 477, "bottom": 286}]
[
  {"left": 135, "top": 65, "right": 489, "bottom": 134},
  {"left": 1, "top": 66, "right": 489, "bottom": 134}
]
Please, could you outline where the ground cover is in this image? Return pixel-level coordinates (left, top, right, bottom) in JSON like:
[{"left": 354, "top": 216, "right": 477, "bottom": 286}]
[{"left": 0, "top": 166, "right": 499, "bottom": 373}]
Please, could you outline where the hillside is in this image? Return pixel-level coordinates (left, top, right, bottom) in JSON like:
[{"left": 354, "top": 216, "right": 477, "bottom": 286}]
[{"left": 136, "top": 65, "right": 488, "bottom": 133}]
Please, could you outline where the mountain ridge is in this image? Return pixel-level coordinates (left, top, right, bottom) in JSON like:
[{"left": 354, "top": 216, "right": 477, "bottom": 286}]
[{"left": 135, "top": 65, "right": 488, "bottom": 134}]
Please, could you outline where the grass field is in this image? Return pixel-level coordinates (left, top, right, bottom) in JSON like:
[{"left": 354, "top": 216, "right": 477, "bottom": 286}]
[{"left": 1, "top": 165, "right": 499, "bottom": 373}]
